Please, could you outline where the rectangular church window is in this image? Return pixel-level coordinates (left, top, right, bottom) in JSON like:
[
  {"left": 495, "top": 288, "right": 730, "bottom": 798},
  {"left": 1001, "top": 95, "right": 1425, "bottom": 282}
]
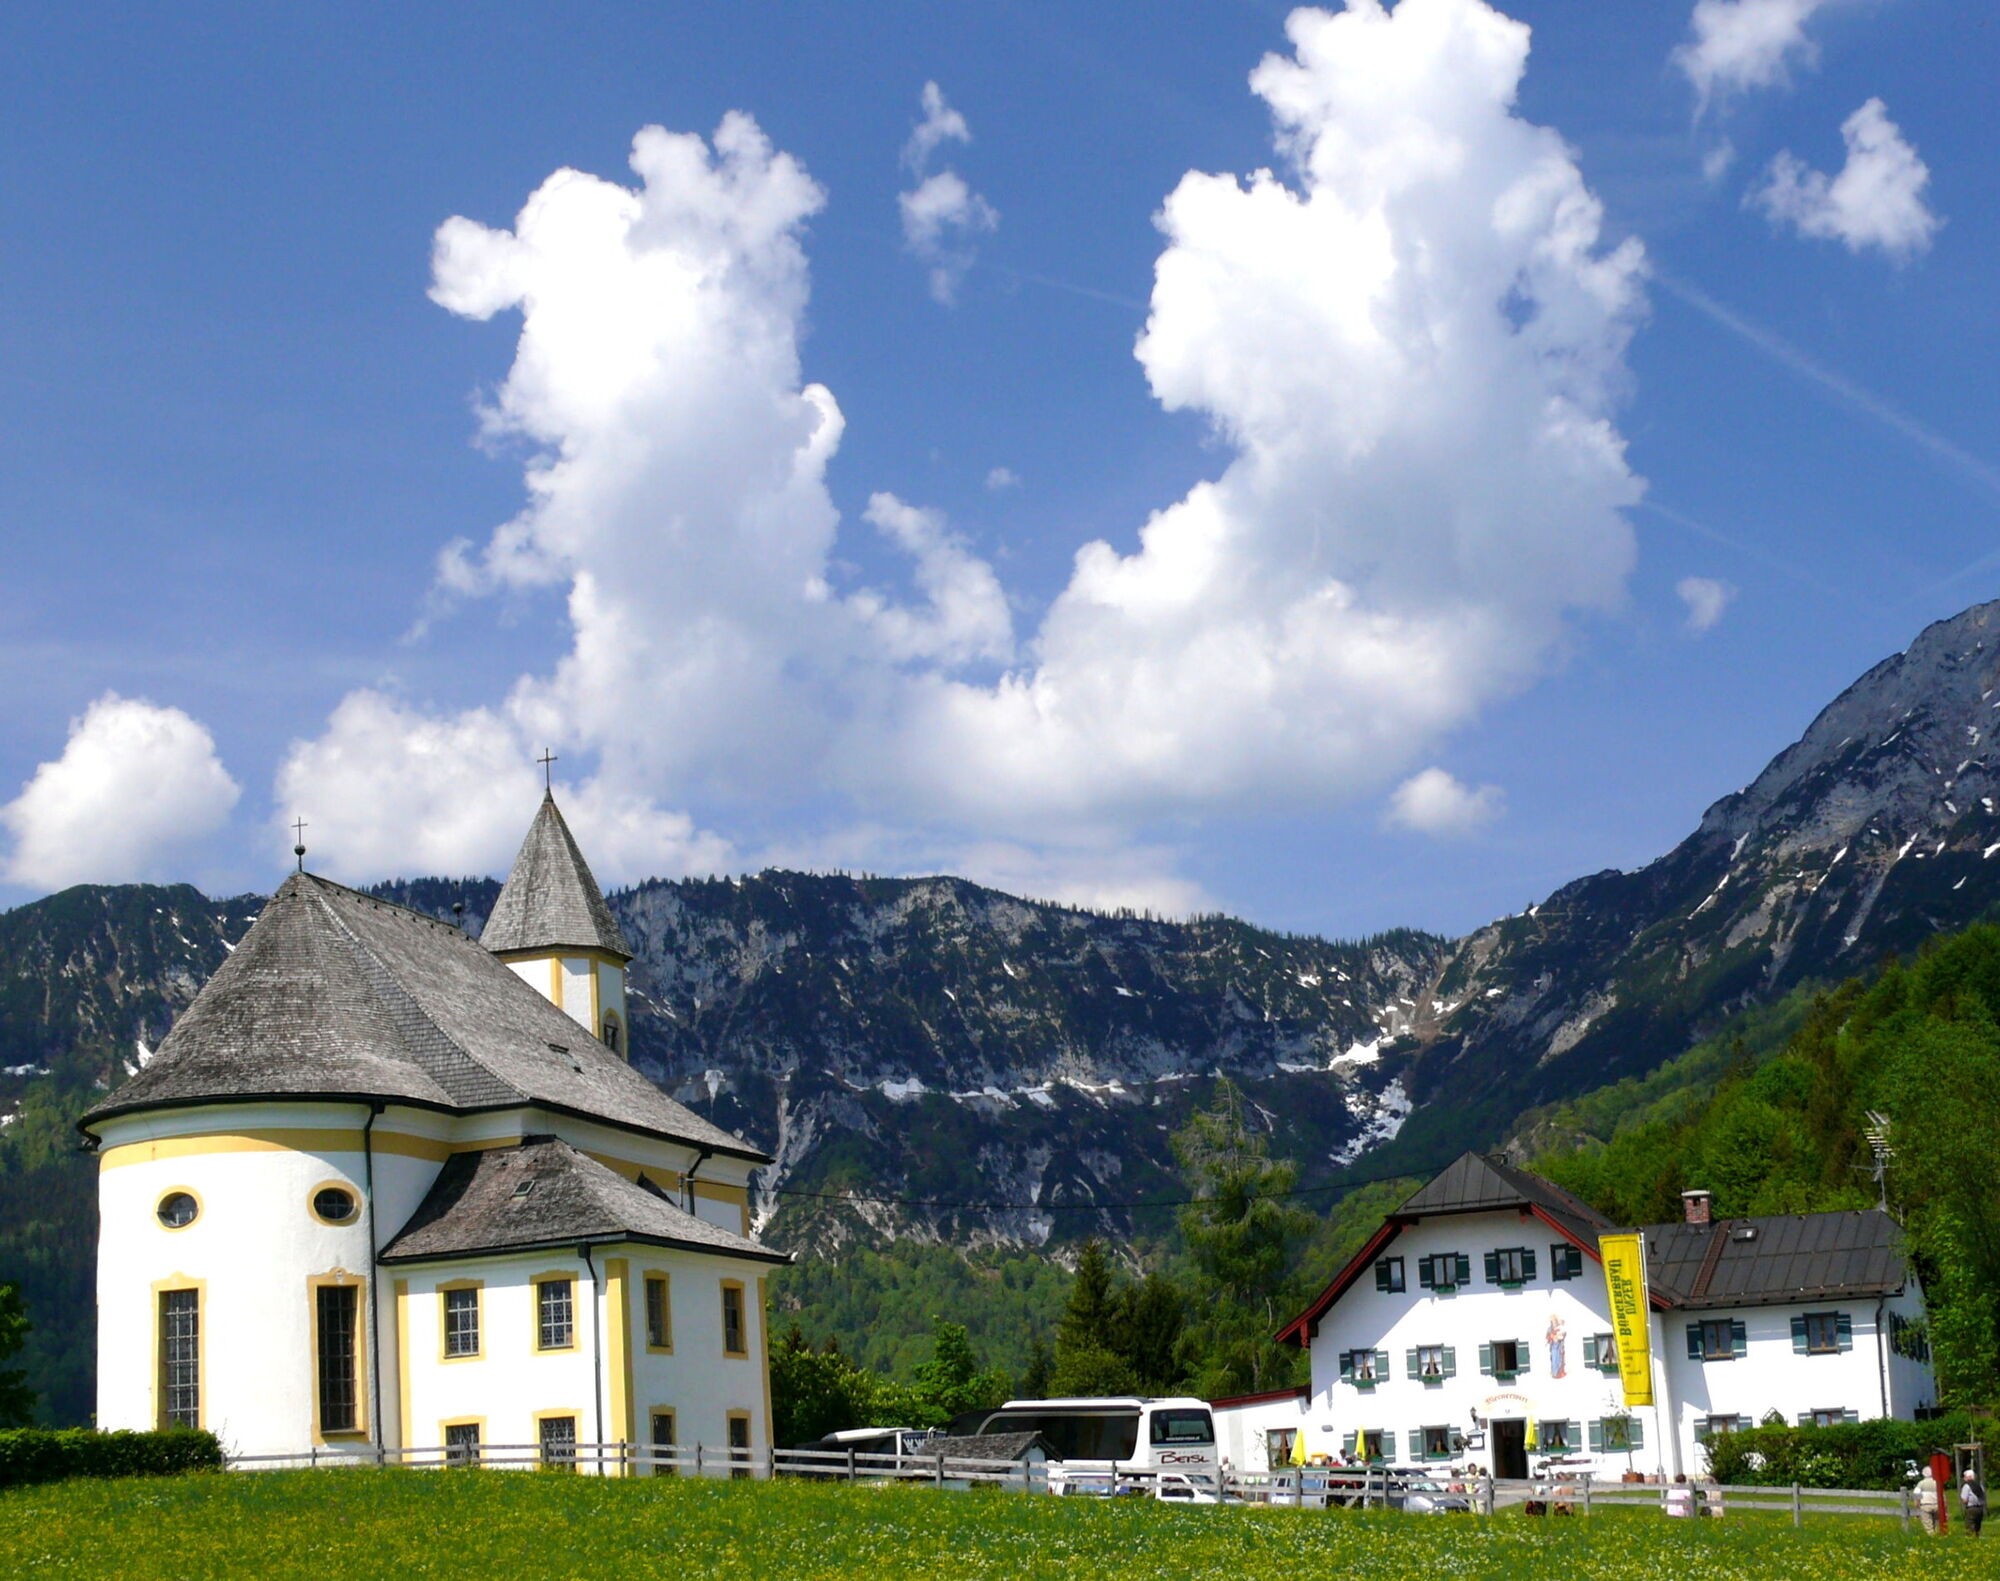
[
  {"left": 651, "top": 1409, "right": 677, "bottom": 1477},
  {"left": 721, "top": 1282, "right": 747, "bottom": 1357},
  {"left": 316, "top": 1283, "right": 359, "bottom": 1433},
  {"left": 539, "top": 1414, "right": 578, "bottom": 1470},
  {"left": 445, "top": 1421, "right": 481, "bottom": 1466},
  {"left": 158, "top": 1288, "right": 199, "bottom": 1429},
  {"left": 646, "top": 1275, "right": 672, "bottom": 1351},
  {"left": 443, "top": 1286, "right": 480, "bottom": 1358},
  {"left": 537, "top": 1279, "right": 574, "bottom": 1351}
]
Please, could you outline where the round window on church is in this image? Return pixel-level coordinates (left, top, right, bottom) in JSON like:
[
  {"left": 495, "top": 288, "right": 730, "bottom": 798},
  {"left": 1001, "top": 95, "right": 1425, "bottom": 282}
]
[
  {"left": 156, "top": 1190, "right": 199, "bottom": 1229},
  {"left": 312, "top": 1186, "right": 359, "bottom": 1225}
]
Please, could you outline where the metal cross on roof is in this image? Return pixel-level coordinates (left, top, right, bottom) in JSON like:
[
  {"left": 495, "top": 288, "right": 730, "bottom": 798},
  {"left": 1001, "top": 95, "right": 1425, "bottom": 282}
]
[
  {"left": 291, "top": 817, "right": 308, "bottom": 872},
  {"left": 538, "top": 748, "right": 558, "bottom": 791}
]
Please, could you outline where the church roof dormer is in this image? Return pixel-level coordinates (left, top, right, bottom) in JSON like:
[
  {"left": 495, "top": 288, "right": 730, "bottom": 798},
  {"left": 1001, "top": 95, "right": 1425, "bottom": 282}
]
[{"left": 480, "top": 792, "right": 632, "bottom": 961}]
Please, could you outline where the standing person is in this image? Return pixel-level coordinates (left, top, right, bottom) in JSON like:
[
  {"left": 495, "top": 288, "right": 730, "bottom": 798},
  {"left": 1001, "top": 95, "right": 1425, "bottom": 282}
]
[
  {"left": 1963, "top": 1466, "right": 1986, "bottom": 1537},
  {"left": 1918, "top": 1465, "right": 1941, "bottom": 1536}
]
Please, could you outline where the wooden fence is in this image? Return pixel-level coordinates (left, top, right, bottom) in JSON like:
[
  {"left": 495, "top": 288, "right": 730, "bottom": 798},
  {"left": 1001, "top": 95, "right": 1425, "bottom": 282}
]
[{"left": 221, "top": 1445, "right": 1923, "bottom": 1526}]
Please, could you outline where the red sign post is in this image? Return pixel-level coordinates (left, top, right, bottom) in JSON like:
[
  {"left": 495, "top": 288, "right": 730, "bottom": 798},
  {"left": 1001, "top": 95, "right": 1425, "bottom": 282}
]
[{"left": 1933, "top": 1451, "right": 1954, "bottom": 1535}]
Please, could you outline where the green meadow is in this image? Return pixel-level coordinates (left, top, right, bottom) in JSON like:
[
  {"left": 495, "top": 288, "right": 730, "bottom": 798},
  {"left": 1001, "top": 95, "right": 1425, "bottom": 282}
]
[{"left": 2, "top": 1471, "right": 1989, "bottom": 1579}]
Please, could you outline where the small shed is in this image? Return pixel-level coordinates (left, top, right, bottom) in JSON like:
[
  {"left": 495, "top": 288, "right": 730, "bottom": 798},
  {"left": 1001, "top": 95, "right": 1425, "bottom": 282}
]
[{"left": 920, "top": 1431, "right": 1052, "bottom": 1491}]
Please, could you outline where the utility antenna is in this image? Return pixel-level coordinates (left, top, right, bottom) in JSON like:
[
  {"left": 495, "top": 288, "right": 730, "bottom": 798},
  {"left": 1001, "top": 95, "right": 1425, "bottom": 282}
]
[
  {"left": 538, "top": 748, "right": 558, "bottom": 792},
  {"left": 1861, "top": 1110, "right": 1895, "bottom": 1212}
]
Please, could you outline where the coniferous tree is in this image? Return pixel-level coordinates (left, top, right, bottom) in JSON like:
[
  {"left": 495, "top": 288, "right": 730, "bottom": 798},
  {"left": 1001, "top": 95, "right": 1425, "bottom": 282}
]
[{"left": 0, "top": 1283, "right": 32, "bottom": 1427}]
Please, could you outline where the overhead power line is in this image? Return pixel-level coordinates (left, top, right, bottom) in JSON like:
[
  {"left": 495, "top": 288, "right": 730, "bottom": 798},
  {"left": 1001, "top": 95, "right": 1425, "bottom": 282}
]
[{"left": 757, "top": 1162, "right": 1432, "bottom": 1215}]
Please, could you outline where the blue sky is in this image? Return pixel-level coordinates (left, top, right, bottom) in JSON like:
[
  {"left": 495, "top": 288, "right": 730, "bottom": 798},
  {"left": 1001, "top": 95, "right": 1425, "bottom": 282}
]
[{"left": 0, "top": 0, "right": 1993, "bottom": 940}]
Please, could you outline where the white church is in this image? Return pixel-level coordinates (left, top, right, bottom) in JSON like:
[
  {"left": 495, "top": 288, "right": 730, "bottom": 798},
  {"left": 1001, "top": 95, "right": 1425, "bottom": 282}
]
[{"left": 83, "top": 792, "right": 786, "bottom": 1469}]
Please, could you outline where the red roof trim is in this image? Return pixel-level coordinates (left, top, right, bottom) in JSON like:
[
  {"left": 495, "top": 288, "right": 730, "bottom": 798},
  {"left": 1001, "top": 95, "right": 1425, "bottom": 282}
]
[
  {"left": 1274, "top": 1217, "right": 1406, "bottom": 1348},
  {"left": 1209, "top": 1385, "right": 1310, "bottom": 1410}
]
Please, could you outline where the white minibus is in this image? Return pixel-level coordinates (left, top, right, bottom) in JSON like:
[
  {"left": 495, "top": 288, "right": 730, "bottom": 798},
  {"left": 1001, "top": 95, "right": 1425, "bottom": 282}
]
[{"left": 973, "top": 1397, "right": 1219, "bottom": 1497}]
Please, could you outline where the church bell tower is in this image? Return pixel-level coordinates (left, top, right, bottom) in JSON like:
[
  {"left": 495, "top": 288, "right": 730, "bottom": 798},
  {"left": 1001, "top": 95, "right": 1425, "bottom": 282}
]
[{"left": 481, "top": 789, "right": 633, "bottom": 1056}]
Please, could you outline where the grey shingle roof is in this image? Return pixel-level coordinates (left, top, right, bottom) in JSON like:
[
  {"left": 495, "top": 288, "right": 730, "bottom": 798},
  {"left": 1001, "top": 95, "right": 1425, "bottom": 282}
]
[
  {"left": 1640, "top": 1209, "right": 1908, "bottom": 1308},
  {"left": 479, "top": 793, "right": 632, "bottom": 959},
  {"left": 80, "top": 874, "right": 764, "bottom": 1161},
  {"left": 921, "top": 1432, "right": 1050, "bottom": 1463},
  {"left": 379, "top": 1137, "right": 787, "bottom": 1265}
]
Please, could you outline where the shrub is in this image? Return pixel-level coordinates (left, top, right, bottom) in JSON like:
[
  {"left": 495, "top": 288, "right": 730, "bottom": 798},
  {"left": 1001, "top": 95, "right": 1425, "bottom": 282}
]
[
  {"left": 0, "top": 1427, "right": 223, "bottom": 1488},
  {"left": 1704, "top": 1412, "right": 1992, "bottom": 1488}
]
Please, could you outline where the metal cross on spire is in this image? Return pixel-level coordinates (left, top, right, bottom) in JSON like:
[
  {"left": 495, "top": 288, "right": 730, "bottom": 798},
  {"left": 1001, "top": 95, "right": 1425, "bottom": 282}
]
[
  {"left": 538, "top": 748, "right": 558, "bottom": 792},
  {"left": 291, "top": 818, "right": 308, "bottom": 873}
]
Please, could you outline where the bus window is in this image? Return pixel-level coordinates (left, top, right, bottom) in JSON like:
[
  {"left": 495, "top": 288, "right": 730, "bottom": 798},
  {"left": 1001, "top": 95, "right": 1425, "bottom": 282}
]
[{"left": 1150, "top": 1409, "right": 1215, "bottom": 1446}]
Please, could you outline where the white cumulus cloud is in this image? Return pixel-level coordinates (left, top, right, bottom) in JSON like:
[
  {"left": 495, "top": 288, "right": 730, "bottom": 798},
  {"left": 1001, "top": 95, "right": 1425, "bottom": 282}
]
[
  {"left": 283, "top": 0, "right": 1648, "bottom": 900},
  {"left": 1674, "top": 0, "right": 1832, "bottom": 111},
  {"left": 985, "top": 466, "right": 1021, "bottom": 491},
  {"left": 3, "top": 694, "right": 240, "bottom": 888},
  {"left": 1385, "top": 768, "right": 1504, "bottom": 836},
  {"left": 898, "top": 82, "right": 998, "bottom": 304},
  {"left": 1752, "top": 98, "right": 1940, "bottom": 262},
  {"left": 1676, "top": 574, "right": 1737, "bottom": 632}
]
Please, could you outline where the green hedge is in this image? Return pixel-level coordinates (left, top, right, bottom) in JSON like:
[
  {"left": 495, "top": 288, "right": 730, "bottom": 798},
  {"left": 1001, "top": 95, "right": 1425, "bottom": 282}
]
[
  {"left": 0, "top": 1427, "right": 223, "bottom": 1488},
  {"left": 1704, "top": 1412, "right": 1992, "bottom": 1489}
]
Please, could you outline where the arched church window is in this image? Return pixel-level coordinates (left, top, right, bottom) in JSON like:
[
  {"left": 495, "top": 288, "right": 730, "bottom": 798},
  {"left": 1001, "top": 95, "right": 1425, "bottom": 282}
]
[{"left": 156, "top": 1190, "right": 199, "bottom": 1229}]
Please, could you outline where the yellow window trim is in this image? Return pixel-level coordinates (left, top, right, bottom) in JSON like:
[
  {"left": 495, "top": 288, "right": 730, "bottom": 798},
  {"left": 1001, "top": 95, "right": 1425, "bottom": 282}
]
[
  {"left": 647, "top": 1406, "right": 679, "bottom": 1476},
  {"left": 153, "top": 1184, "right": 203, "bottom": 1232},
  {"left": 438, "top": 1278, "right": 485, "bottom": 1364},
  {"left": 641, "top": 1269, "right": 674, "bottom": 1354},
  {"left": 528, "top": 1270, "right": 581, "bottom": 1354},
  {"left": 151, "top": 1275, "right": 206, "bottom": 1432},
  {"left": 531, "top": 1408, "right": 585, "bottom": 1471},
  {"left": 720, "top": 1279, "right": 749, "bottom": 1360},
  {"left": 307, "top": 1270, "right": 370, "bottom": 1443},
  {"left": 306, "top": 1178, "right": 363, "bottom": 1228},
  {"left": 438, "top": 1415, "right": 487, "bottom": 1465}
]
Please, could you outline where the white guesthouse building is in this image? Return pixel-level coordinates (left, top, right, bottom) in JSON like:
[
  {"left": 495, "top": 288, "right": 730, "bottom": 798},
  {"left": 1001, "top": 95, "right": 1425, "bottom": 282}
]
[
  {"left": 1218, "top": 1153, "right": 1935, "bottom": 1479},
  {"left": 83, "top": 792, "right": 787, "bottom": 1469}
]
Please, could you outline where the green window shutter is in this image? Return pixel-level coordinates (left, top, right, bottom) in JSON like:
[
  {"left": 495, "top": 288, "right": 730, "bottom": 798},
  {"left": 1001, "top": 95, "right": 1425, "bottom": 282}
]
[
  {"left": 1836, "top": 1313, "right": 1853, "bottom": 1352},
  {"left": 1791, "top": 1315, "right": 1808, "bottom": 1354},
  {"left": 1407, "top": 1348, "right": 1422, "bottom": 1381},
  {"left": 1515, "top": 1338, "right": 1531, "bottom": 1375},
  {"left": 1582, "top": 1335, "right": 1597, "bottom": 1367},
  {"left": 1442, "top": 1345, "right": 1457, "bottom": 1378},
  {"left": 1694, "top": 1419, "right": 1710, "bottom": 1443},
  {"left": 1628, "top": 1417, "right": 1644, "bottom": 1450},
  {"left": 1686, "top": 1323, "right": 1703, "bottom": 1361},
  {"left": 1483, "top": 1250, "right": 1500, "bottom": 1285},
  {"left": 1455, "top": 1254, "right": 1470, "bottom": 1286},
  {"left": 1340, "top": 1351, "right": 1354, "bottom": 1382},
  {"left": 1731, "top": 1320, "right": 1747, "bottom": 1358},
  {"left": 1342, "top": 1431, "right": 1356, "bottom": 1457},
  {"left": 1479, "top": 1342, "right": 1494, "bottom": 1376},
  {"left": 1376, "top": 1261, "right": 1390, "bottom": 1293},
  {"left": 1375, "top": 1350, "right": 1390, "bottom": 1382},
  {"left": 1417, "top": 1257, "right": 1433, "bottom": 1290},
  {"left": 1522, "top": 1247, "right": 1538, "bottom": 1282},
  {"left": 1587, "top": 1420, "right": 1603, "bottom": 1453},
  {"left": 1378, "top": 1431, "right": 1395, "bottom": 1462}
]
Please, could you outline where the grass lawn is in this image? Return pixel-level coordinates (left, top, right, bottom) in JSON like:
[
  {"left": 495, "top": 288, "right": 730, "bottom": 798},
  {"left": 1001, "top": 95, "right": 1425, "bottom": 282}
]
[{"left": 3, "top": 1470, "right": 1990, "bottom": 1579}]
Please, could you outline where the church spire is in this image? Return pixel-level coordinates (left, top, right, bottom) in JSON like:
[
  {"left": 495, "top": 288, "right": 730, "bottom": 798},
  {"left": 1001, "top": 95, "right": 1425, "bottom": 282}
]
[
  {"left": 482, "top": 792, "right": 632, "bottom": 961},
  {"left": 483, "top": 791, "right": 633, "bottom": 1055}
]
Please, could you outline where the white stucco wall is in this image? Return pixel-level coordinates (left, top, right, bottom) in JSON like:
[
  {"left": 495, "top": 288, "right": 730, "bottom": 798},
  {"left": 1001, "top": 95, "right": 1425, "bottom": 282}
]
[
  {"left": 1307, "top": 1211, "right": 1649, "bottom": 1478},
  {"left": 1210, "top": 1391, "right": 1316, "bottom": 1474},
  {"left": 1303, "top": 1209, "right": 1939, "bottom": 1480},
  {"left": 93, "top": 1101, "right": 771, "bottom": 1460}
]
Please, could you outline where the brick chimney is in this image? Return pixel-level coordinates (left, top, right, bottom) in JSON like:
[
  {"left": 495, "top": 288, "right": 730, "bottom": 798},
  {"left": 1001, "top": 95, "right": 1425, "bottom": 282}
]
[{"left": 1681, "top": 1189, "right": 1713, "bottom": 1226}]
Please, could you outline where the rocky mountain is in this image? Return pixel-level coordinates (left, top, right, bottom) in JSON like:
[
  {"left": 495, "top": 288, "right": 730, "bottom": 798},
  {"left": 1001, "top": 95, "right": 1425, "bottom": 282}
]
[
  {"left": 1386, "top": 597, "right": 2000, "bottom": 1161},
  {"left": 8, "top": 597, "right": 2000, "bottom": 1299}
]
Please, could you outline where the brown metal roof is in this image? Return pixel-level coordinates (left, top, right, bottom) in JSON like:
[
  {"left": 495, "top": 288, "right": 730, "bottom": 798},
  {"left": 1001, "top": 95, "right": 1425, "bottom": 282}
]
[{"left": 1640, "top": 1210, "right": 1908, "bottom": 1308}]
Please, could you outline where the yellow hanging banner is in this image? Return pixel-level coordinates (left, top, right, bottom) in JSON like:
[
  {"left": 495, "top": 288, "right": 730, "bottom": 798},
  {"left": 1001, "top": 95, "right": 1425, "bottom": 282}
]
[{"left": 1599, "top": 1232, "right": 1654, "bottom": 1408}]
